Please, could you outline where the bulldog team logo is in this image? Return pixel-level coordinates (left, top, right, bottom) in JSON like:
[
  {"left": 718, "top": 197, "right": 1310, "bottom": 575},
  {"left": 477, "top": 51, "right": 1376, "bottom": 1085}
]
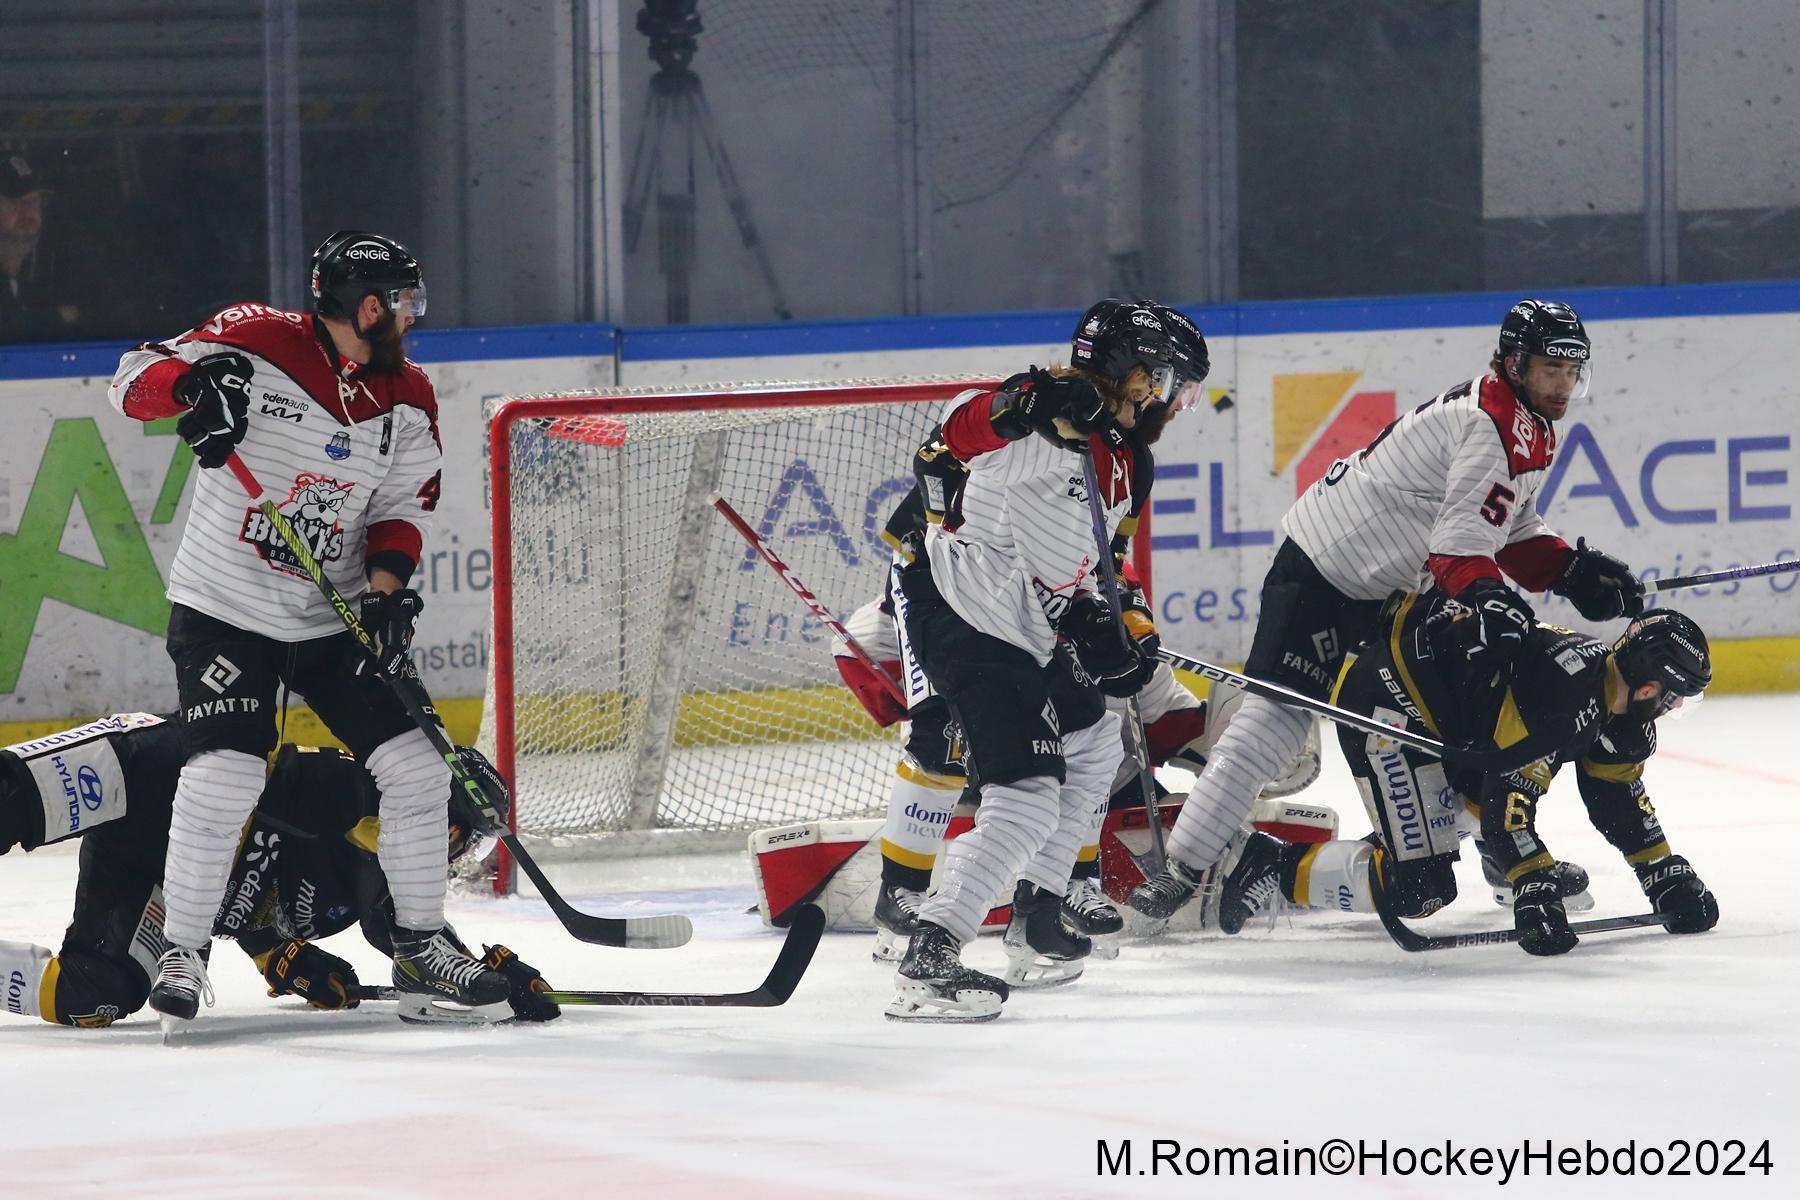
[{"left": 241, "top": 473, "right": 355, "bottom": 577}]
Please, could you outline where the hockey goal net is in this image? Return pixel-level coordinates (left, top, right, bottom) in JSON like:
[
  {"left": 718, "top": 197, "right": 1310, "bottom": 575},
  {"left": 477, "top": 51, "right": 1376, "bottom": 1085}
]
[{"left": 480, "top": 380, "right": 992, "bottom": 893}]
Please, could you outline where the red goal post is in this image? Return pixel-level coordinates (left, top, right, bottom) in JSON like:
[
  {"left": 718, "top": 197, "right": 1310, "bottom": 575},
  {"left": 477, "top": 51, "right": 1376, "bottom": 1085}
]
[{"left": 479, "top": 378, "right": 1155, "bottom": 895}]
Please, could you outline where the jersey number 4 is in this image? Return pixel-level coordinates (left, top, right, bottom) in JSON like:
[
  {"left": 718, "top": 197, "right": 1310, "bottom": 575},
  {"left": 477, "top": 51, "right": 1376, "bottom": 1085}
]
[{"left": 1479, "top": 482, "right": 1515, "bottom": 527}]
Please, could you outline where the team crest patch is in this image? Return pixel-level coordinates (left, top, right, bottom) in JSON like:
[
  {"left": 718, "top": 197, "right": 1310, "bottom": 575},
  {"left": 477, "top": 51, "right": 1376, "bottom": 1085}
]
[
  {"left": 240, "top": 473, "right": 354, "bottom": 577},
  {"left": 325, "top": 431, "right": 352, "bottom": 461}
]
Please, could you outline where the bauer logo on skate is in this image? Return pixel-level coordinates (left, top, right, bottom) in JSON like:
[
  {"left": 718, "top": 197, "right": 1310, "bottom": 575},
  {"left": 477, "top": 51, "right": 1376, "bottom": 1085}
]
[{"left": 240, "top": 474, "right": 354, "bottom": 578}]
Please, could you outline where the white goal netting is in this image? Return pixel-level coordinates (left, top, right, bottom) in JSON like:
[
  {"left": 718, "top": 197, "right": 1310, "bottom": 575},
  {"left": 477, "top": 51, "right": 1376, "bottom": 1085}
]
[{"left": 478, "top": 380, "right": 987, "bottom": 884}]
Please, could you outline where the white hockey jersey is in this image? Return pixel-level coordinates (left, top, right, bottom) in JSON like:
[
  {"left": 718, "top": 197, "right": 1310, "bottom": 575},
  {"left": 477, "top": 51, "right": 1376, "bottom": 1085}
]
[
  {"left": 1282, "top": 374, "right": 1565, "bottom": 600},
  {"left": 109, "top": 304, "right": 441, "bottom": 641},
  {"left": 923, "top": 390, "right": 1138, "bottom": 664}
]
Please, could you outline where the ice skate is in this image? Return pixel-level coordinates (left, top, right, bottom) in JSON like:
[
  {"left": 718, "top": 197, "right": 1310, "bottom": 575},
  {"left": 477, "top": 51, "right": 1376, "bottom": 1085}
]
[
  {"left": 149, "top": 945, "right": 213, "bottom": 1040},
  {"left": 1061, "top": 875, "right": 1122, "bottom": 960},
  {"left": 1216, "top": 831, "right": 1285, "bottom": 935},
  {"left": 871, "top": 883, "right": 924, "bottom": 964},
  {"left": 1001, "top": 881, "right": 1091, "bottom": 988},
  {"left": 1127, "top": 854, "right": 1213, "bottom": 920},
  {"left": 885, "top": 922, "right": 1008, "bottom": 1022},
  {"left": 1481, "top": 848, "right": 1594, "bottom": 912},
  {"left": 391, "top": 926, "right": 511, "bottom": 1022}
]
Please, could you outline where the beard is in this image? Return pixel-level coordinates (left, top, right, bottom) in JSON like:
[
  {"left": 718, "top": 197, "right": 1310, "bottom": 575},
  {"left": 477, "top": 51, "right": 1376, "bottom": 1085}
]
[
  {"left": 362, "top": 310, "right": 408, "bottom": 373},
  {"left": 1133, "top": 401, "right": 1172, "bottom": 444}
]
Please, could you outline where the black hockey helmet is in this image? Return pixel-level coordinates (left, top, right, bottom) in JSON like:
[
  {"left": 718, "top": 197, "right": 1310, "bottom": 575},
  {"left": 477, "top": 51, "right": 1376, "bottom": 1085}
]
[
  {"left": 1069, "top": 299, "right": 1211, "bottom": 412},
  {"left": 1612, "top": 609, "right": 1711, "bottom": 719},
  {"left": 447, "top": 746, "right": 509, "bottom": 863},
  {"left": 1499, "top": 298, "right": 1589, "bottom": 365},
  {"left": 310, "top": 230, "right": 426, "bottom": 326}
]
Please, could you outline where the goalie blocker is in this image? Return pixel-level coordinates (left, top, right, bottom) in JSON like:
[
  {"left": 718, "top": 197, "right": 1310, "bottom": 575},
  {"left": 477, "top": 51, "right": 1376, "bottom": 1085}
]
[{"left": 751, "top": 792, "right": 1336, "bottom": 934}]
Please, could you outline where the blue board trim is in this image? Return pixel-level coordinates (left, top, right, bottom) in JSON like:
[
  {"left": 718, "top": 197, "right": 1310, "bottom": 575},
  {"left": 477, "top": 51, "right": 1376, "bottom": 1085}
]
[{"left": 5, "top": 281, "right": 1798, "bottom": 380}]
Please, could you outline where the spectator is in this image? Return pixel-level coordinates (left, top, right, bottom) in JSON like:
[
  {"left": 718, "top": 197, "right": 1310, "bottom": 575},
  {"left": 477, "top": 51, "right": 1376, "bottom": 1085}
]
[{"left": 0, "top": 153, "right": 80, "bottom": 343}]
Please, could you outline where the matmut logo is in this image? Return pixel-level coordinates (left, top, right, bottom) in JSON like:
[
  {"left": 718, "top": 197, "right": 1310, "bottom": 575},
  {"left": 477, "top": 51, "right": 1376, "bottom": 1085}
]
[{"left": 1271, "top": 372, "right": 1397, "bottom": 496}]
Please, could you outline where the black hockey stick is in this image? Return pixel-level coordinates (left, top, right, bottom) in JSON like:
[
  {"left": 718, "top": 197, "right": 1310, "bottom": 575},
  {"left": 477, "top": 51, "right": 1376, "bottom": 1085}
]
[
  {"left": 1375, "top": 900, "right": 1671, "bottom": 952},
  {"left": 1651, "top": 557, "right": 1800, "bottom": 592},
  {"left": 1079, "top": 447, "right": 1168, "bottom": 873},
  {"left": 352, "top": 904, "right": 825, "bottom": 1008},
  {"left": 1156, "top": 646, "right": 1512, "bottom": 771},
  {"left": 223, "top": 452, "right": 692, "bottom": 951}
]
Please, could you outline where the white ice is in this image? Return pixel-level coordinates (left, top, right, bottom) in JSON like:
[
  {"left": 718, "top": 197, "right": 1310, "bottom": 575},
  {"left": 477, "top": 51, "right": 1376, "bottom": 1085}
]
[{"left": 2, "top": 695, "right": 1795, "bottom": 1199}]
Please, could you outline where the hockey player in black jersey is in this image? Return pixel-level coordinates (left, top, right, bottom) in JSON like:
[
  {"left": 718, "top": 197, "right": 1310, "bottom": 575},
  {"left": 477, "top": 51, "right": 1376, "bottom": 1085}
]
[
  {"left": 0, "top": 714, "right": 558, "bottom": 1027},
  {"left": 1212, "top": 597, "right": 1718, "bottom": 955},
  {"left": 884, "top": 298, "right": 1212, "bottom": 1020}
]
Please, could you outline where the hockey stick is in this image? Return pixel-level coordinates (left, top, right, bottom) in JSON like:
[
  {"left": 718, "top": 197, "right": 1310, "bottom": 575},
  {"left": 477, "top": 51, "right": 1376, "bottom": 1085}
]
[
  {"left": 352, "top": 904, "right": 825, "bottom": 1008},
  {"left": 1155, "top": 646, "right": 1511, "bottom": 770},
  {"left": 710, "top": 493, "right": 907, "bottom": 708},
  {"left": 1079, "top": 448, "right": 1169, "bottom": 873},
  {"left": 221, "top": 452, "right": 692, "bottom": 950},
  {"left": 1651, "top": 558, "right": 1800, "bottom": 592},
  {"left": 1374, "top": 895, "right": 1670, "bottom": 952}
]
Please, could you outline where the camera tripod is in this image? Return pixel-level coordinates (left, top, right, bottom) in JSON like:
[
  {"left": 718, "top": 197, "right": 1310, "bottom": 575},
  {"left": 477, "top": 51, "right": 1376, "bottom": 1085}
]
[{"left": 625, "top": 1, "right": 792, "bottom": 323}]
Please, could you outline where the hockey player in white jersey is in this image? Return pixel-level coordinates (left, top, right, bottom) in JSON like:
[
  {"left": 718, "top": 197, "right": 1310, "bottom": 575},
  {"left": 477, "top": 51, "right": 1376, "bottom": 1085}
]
[
  {"left": 1131, "top": 298, "right": 1648, "bottom": 921},
  {"left": 885, "top": 299, "right": 1211, "bottom": 1021},
  {"left": 107, "top": 230, "right": 507, "bottom": 1026}
]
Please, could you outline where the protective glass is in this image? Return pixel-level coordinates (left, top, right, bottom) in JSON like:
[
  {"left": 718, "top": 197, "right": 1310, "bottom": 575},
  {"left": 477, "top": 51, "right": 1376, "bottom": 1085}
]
[
  {"left": 386, "top": 284, "right": 428, "bottom": 319},
  {"left": 1148, "top": 364, "right": 1205, "bottom": 413}
]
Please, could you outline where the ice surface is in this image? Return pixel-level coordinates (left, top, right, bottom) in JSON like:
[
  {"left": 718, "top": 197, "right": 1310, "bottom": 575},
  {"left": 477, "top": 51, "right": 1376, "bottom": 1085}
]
[{"left": 2, "top": 696, "right": 1794, "bottom": 1198}]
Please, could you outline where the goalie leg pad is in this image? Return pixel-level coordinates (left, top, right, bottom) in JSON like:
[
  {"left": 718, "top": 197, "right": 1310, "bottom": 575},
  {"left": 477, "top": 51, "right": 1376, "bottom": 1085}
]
[{"left": 750, "top": 818, "right": 884, "bottom": 929}]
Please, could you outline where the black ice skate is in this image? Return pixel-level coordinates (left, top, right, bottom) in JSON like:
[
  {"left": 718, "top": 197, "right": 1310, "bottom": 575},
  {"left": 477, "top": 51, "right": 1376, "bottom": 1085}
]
[
  {"left": 149, "top": 945, "right": 213, "bottom": 1038},
  {"left": 1062, "top": 875, "right": 1123, "bottom": 960},
  {"left": 1479, "top": 844, "right": 1594, "bottom": 912},
  {"left": 1003, "top": 881, "right": 1092, "bottom": 988},
  {"left": 391, "top": 926, "right": 511, "bottom": 1022},
  {"left": 1127, "top": 855, "right": 1212, "bottom": 920},
  {"left": 885, "top": 922, "right": 1009, "bottom": 1023},
  {"left": 1216, "top": 831, "right": 1284, "bottom": 935},
  {"left": 871, "top": 884, "right": 924, "bottom": 964}
]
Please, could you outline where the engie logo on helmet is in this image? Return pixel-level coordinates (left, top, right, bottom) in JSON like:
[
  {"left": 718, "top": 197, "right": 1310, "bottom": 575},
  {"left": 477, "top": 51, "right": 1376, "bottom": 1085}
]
[
  {"left": 1543, "top": 341, "right": 1589, "bottom": 360},
  {"left": 1130, "top": 311, "right": 1163, "bottom": 329},
  {"left": 345, "top": 244, "right": 392, "bottom": 261}
]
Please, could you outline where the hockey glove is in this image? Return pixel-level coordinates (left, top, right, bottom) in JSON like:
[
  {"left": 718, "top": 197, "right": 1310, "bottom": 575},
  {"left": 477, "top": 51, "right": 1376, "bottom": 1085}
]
[
  {"left": 174, "top": 351, "right": 254, "bottom": 469},
  {"left": 1453, "top": 577, "right": 1535, "bottom": 662},
  {"left": 259, "top": 939, "right": 361, "bottom": 1009},
  {"left": 482, "top": 943, "right": 561, "bottom": 1022},
  {"left": 1512, "top": 869, "right": 1578, "bottom": 956},
  {"left": 1062, "top": 592, "right": 1155, "bottom": 698},
  {"left": 1553, "top": 537, "right": 1646, "bottom": 621},
  {"left": 1635, "top": 854, "right": 1718, "bottom": 934},
  {"left": 357, "top": 588, "right": 425, "bottom": 678},
  {"left": 991, "top": 367, "right": 1110, "bottom": 450}
]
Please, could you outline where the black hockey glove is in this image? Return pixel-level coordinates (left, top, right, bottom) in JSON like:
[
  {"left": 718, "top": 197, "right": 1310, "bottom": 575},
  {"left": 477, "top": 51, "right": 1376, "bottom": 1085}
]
[
  {"left": 482, "top": 943, "right": 561, "bottom": 1022},
  {"left": 1512, "top": 869, "right": 1578, "bottom": 956},
  {"left": 1634, "top": 854, "right": 1718, "bottom": 934},
  {"left": 357, "top": 588, "right": 425, "bottom": 677},
  {"left": 174, "top": 351, "right": 254, "bottom": 469},
  {"left": 1553, "top": 537, "right": 1646, "bottom": 621},
  {"left": 1453, "top": 577, "right": 1535, "bottom": 662},
  {"left": 991, "top": 367, "right": 1110, "bottom": 450},
  {"left": 260, "top": 939, "right": 361, "bottom": 1010},
  {"left": 1062, "top": 592, "right": 1155, "bottom": 698}
]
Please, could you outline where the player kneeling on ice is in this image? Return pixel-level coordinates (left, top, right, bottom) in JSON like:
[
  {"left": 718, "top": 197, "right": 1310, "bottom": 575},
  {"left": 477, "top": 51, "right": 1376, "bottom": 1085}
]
[
  {"left": 1208, "top": 597, "right": 1718, "bottom": 955},
  {"left": 884, "top": 299, "right": 1212, "bottom": 1021},
  {"left": 0, "top": 714, "right": 558, "bottom": 1027}
]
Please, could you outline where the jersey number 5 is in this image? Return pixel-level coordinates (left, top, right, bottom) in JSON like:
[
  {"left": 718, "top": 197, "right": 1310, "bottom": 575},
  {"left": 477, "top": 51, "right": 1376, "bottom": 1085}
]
[{"left": 1478, "top": 482, "right": 1515, "bottom": 528}]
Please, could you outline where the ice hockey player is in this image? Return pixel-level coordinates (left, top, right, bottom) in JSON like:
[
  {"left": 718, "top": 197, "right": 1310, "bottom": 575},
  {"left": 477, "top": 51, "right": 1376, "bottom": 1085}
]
[
  {"left": 107, "top": 230, "right": 508, "bottom": 1025},
  {"left": 1131, "top": 297, "right": 1647, "bottom": 922},
  {"left": 0, "top": 713, "right": 558, "bottom": 1027},
  {"left": 884, "top": 298, "right": 1211, "bottom": 1021},
  {"left": 1213, "top": 597, "right": 1718, "bottom": 955}
]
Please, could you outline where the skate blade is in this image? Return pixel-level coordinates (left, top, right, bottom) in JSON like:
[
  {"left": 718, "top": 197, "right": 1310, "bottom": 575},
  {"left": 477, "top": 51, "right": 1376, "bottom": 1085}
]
[
  {"left": 1001, "top": 959, "right": 1085, "bottom": 989},
  {"left": 871, "top": 928, "right": 907, "bottom": 964},
  {"left": 1088, "top": 934, "right": 1121, "bottom": 960},
  {"left": 883, "top": 981, "right": 1003, "bottom": 1023},
  {"left": 159, "top": 1013, "right": 182, "bottom": 1044},
  {"left": 393, "top": 995, "right": 515, "bottom": 1027}
]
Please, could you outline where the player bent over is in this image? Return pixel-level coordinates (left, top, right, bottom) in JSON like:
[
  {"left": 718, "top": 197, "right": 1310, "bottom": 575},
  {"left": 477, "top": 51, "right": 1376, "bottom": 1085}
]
[
  {"left": 108, "top": 231, "right": 507, "bottom": 1024},
  {"left": 885, "top": 299, "right": 1211, "bottom": 1021},
  {"left": 0, "top": 714, "right": 557, "bottom": 1026},
  {"left": 1131, "top": 298, "right": 1646, "bottom": 922},
  {"left": 1212, "top": 597, "right": 1718, "bottom": 954}
]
